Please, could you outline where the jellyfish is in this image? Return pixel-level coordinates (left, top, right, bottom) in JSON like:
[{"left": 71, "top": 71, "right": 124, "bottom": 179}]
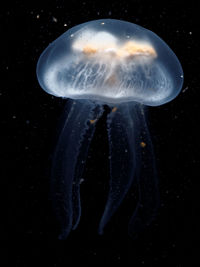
[{"left": 36, "top": 19, "right": 183, "bottom": 239}]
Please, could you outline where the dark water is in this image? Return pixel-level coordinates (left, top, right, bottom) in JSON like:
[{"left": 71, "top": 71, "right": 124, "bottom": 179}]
[{"left": 5, "top": 0, "right": 198, "bottom": 265}]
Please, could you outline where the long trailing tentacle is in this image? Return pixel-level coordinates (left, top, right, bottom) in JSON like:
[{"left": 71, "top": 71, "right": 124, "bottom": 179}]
[
  {"left": 72, "top": 105, "right": 104, "bottom": 230},
  {"left": 50, "top": 99, "right": 103, "bottom": 239},
  {"left": 128, "top": 105, "right": 159, "bottom": 238},
  {"left": 98, "top": 103, "right": 159, "bottom": 237},
  {"left": 98, "top": 104, "right": 136, "bottom": 234}
]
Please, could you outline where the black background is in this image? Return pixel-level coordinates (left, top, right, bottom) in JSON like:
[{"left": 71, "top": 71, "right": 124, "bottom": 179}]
[{"left": 5, "top": 0, "right": 198, "bottom": 265}]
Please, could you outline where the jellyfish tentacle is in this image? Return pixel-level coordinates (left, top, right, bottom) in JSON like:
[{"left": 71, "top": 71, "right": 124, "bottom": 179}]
[
  {"left": 72, "top": 105, "right": 104, "bottom": 230},
  {"left": 98, "top": 104, "right": 159, "bottom": 237},
  {"left": 51, "top": 100, "right": 102, "bottom": 239},
  {"left": 128, "top": 105, "right": 160, "bottom": 238},
  {"left": 71, "top": 122, "right": 95, "bottom": 231},
  {"left": 98, "top": 104, "right": 136, "bottom": 235}
]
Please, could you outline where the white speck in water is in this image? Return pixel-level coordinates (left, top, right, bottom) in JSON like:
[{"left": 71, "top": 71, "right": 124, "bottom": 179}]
[
  {"left": 182, "top": 86, "right": 189, "bottom": 93},
  {"left": 52, "top": 17, "right": 58, "bottom": 23}
]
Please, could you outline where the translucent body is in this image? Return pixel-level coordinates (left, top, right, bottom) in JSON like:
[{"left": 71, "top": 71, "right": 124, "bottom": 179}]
[
  {"left": 36, "top": 19, "right": 183, "bottom": 239},
  {"left": 37, "top": 19, "right": 183, "bottom": 106}
]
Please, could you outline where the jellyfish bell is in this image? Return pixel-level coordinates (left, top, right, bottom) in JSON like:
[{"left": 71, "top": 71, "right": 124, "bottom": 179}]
[
  {"left": 37, "top": 19, "right": 183, "bottom": 106},
  {"left": 36, "top": 19, "right": 183, "bottom": 239}
]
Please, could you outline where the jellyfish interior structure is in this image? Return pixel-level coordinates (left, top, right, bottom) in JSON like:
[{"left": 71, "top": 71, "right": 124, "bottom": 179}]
[{"left": 36, "top": 19, "right": 183, "bottom": 239}]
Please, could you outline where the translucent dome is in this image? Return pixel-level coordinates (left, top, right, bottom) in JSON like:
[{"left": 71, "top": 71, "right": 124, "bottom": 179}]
[{"left": 36, "top": 19, "right": 183, "bottom": 106}]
